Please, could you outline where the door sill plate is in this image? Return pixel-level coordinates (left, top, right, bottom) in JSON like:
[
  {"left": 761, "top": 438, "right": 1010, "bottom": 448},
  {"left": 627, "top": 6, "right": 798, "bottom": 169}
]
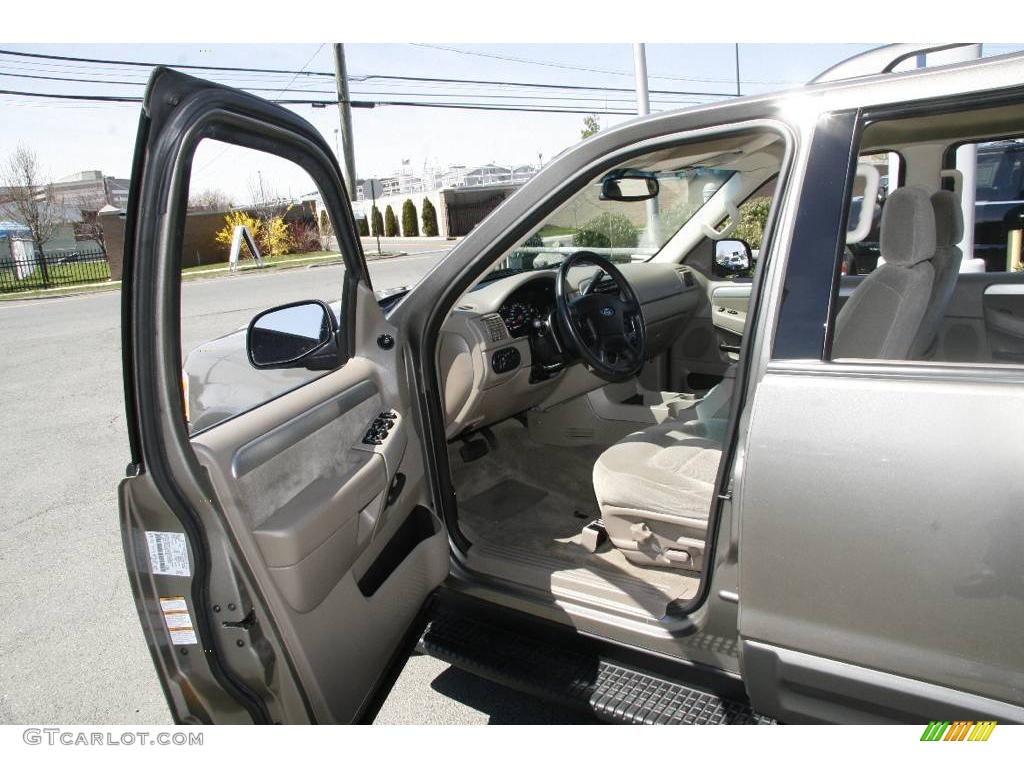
[{"left": 418, "top": 609, "right": 772, "bottom": 725}]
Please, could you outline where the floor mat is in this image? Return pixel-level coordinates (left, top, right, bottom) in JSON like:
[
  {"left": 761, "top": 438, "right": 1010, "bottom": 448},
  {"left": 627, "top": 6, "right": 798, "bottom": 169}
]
[
  {"left": 460, "top": 479, "right": 548, "bottom": 522},
  {"left": 458, "top": 466, "right": 699, "bottom": 618}
]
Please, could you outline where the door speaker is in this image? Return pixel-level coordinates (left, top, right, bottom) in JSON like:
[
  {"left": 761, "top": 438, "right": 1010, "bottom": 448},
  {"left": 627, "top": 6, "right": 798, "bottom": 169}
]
[{"left": 681, "top": 326, "right": 712, "bottom": 359}]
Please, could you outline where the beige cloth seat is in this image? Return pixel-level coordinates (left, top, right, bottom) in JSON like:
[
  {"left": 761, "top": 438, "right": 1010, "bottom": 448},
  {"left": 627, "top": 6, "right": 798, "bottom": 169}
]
[
  {"left": 593, "top": 420, "right": 720, "bottom": 571},
  {"left": 593, "top": 186, "right": 940, "bottom": 572}
]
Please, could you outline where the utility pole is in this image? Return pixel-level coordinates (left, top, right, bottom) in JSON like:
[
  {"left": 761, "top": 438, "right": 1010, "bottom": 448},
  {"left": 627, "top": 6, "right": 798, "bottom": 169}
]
[
  {"left": 734, "top": 44, "right": 741, "bottom": 96},
  {"left": 633, "top": 43, "right": 650, "bottom": 117},
  {"left": 333, "top": 43, "right": 357, "bottom": 201},
  {"left": 633, "top": 43, "right": 658, "bottom": 250}
]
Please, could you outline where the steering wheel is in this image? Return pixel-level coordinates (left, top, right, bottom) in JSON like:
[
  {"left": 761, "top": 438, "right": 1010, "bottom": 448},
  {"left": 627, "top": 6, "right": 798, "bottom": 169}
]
[{"left": 555, "top": 251, "right": 646, "bottom": 382}]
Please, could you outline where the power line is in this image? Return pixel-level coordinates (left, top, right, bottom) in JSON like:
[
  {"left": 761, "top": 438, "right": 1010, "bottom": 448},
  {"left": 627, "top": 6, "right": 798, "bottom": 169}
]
[
  {"left": 352, "top": 73, "right": 733, "bottom": 97},
  {"left": 0, "top": 87, "right": 665, "bottom": 115},
  {"left": 0, "top": 48, "right": 737, "bottom": 97},
  {"left": 0, "top": 47, "right": 332, "bottom": 77},
  {"left": 273, "top": 43, "right": 324, "bottom": 98},
  {"left": 0, "top": 70, "right": 715, "bottom": 106},
  {"left": 410, "top": 43, "right": 797, "bottom": 86},
  {"left": 0, "top": 88, "right": 141, "bottom": 102}
]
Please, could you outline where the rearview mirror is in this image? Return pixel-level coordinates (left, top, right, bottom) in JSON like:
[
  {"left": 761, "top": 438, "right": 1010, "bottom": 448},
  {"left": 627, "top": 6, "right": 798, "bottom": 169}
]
[
  {"left": 713, "top": 239, "right": 752, "bottom": 274},
  {"left": 600, "top": 169, "right": 659, "bottom": 202},
  {"left": 247, "top": 299, "right": 341, "bottom": 370}
]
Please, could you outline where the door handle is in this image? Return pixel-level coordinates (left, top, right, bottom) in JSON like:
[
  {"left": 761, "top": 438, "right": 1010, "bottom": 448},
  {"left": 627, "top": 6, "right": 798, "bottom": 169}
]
[
  {"left": 385, "top": 472, "right": 406, "bottom": 507},
  {"left": 720, "top": 344, "right": 741, "bottom": 354},
  {"left": 986, "top": 307, "right": 1024, "bottom": 340}
]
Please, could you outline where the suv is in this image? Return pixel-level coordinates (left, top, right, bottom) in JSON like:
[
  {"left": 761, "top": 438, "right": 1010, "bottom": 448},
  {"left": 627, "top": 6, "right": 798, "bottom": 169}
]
[{"left": 119, "top": 44, "right": 1024, "bottom": 725}]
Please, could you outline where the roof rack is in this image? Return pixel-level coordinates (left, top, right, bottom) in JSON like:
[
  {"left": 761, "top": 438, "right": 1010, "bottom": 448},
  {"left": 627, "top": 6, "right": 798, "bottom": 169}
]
[{"left": 809, "top": 44, "right": 977, "bottom": 85}]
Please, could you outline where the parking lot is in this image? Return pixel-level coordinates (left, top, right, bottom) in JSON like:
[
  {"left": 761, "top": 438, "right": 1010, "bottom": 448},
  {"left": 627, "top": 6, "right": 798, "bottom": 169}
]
[{"left": 0, "top": 243, "right": 585, "bottom": 724}]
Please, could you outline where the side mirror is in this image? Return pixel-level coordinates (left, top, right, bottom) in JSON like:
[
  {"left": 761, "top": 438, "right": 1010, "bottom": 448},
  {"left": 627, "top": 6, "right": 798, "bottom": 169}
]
[
  {"left": 247, "top": 299, "right": 341, "bottom": 370},
  {"left": 600, "top": 169, "right": 659, "bottom": 202},
  {"left": 713, "top": 239, "right": 752, "bottom": 274}
]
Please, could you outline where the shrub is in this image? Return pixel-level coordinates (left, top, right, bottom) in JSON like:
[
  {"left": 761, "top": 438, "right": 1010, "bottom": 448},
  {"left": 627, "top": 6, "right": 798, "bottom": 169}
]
[
  {"left": 572, "top": 212, "right": 639, "bottom": 250},
  {"left": 318, "top": 209, "right": 333, "bottom": 239},
  {"left": 523, "top": 231, "right": 543, "bottom": 247},
  {"left": 384, "top": 205, "right": 399, "bottom": 237},
  {"left": 215, "top": 210, "right": 262, "bottom": 255},
  {"left": 371, "top": 205, "right": 384, "bottom": 237},
  {"left": 288, "top": 220, "right": 321, "bottom": 253},
  {"left": 260, "top": 215, "right": 292, "bottom": 257},
  {"left": 421, "top": 197, "right": 439, "bottom": 237},
  {"left": 401, "top": 199, "right": 419, "bottom": 237},
  {"left": 215, "top": 210, "right": 293, "bottom": 258},
  {"left": 356, "top": 214, "right": 369, "bottom": 237}
]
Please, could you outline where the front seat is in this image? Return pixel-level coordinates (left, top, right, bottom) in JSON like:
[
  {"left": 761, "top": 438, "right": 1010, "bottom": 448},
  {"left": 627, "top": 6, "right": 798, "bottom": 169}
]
[
  {"left": 909, "top": 190, "right": 964, "bottom": 358},
  {"left": 593, "top": 186, "right": 938, "bottom": 572},
  {"left": 593, "top": 421, "right": 720, "bottom": 571},
  {"left": 832, "top": 185, "right": 937, "bottom": 359}
]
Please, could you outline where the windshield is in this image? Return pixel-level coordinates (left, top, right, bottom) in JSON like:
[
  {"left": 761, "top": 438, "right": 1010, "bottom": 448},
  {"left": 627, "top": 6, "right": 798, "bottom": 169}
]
[{"left": 480, "top": 159, "right": 733, "bottom": 284}]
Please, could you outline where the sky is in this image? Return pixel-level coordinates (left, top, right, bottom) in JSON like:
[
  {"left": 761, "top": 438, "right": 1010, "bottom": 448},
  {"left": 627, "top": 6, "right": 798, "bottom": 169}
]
[{"left": 3, "top": 43, "right": 1024, "bottom": 205}]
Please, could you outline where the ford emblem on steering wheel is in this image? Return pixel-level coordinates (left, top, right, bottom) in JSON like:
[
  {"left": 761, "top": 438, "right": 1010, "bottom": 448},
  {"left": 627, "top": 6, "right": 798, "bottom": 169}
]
[{"left": 599, "top": 306, "right": 615, "bottom": 317}]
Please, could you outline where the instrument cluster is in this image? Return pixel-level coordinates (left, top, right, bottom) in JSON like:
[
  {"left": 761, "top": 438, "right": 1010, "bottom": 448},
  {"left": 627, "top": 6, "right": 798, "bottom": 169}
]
[{"left": 497, "top": 279, "right": 555, "bottom": 338}]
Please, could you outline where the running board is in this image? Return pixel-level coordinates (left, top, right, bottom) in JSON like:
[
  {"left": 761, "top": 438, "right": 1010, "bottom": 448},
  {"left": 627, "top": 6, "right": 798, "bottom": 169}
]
[{"left": 418, "top": 607, "right": 773, "bottom": 725}]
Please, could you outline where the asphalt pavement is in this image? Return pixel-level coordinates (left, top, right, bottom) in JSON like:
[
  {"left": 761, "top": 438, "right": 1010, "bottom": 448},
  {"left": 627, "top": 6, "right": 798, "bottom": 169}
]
[{"left": 0, "top": 243, "right": 585, "bottom": 725}]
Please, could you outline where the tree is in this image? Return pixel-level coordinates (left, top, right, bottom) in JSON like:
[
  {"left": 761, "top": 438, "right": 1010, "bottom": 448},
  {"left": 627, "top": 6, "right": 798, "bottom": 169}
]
[
  {"left": 371, "top": 205, "right": 384, "bottom": 237},
  {"left": 733, "top": 197, "right": 772, "bottom": 250},
  {"left": 421, "top": 197, "right": 439, "bottom": 237},
  {"left": 384, "top": 204, "right": 399, "bottom": 237},
  {"left": 580, "top": 115, "right": 601, "bottom": 140},
  {"left": 72, "top": 207, "right": 107, "bottom": 255},
  {"left": 188, "top": 187, "right": 234, "bottom": 211},
  {"left": 247, "top": 173, "right": 284, "bottom": 222},
  {"left": 0, "top": 145, "right": 62, "bottom": 283},
  {"left": 356, "top": 214, "right": 369, "bottom": 237},
  {"left": 401, "top": 199, "right": 419, "bottom": 237}
]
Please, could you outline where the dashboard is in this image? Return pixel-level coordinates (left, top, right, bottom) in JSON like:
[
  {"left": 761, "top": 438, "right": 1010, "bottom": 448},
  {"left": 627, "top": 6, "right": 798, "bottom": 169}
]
[
  {"left": 497, "top": 280, "right": 556, "bottom": 337},
  {"left": 439, "top": 264, "right": 702, "bottom": 439}
]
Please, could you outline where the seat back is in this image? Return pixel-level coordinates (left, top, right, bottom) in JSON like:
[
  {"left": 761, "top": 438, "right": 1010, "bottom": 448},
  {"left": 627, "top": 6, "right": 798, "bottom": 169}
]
[
  {"left": 833, "top": 186, "right": 936, "bottom": 360},
  {"left": 909, "top": 190, "right": 964, "bottom": 358}
]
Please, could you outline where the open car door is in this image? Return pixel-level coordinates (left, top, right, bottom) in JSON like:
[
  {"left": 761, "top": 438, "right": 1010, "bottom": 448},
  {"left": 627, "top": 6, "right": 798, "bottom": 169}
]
[{"left": 118, "top": 69, "right": 449, "bottom": 724}]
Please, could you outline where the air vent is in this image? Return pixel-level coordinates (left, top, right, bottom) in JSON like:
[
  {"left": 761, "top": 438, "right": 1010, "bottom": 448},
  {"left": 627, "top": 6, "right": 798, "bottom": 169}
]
[
  {"left": 675, "top": 266, "right": 695, "bottom": 288},
  {"left": 481, "top": 314, "right": 508, "bottom": 343}
]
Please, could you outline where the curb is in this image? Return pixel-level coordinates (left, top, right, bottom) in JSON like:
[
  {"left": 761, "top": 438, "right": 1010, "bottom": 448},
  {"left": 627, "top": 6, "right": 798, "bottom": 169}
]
[{"left": 0, "top": 251, "right": 413, "bottom": 302}]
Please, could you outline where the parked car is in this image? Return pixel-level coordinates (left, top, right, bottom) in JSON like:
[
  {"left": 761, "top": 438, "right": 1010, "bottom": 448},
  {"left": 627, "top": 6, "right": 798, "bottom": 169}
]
[{"left": 119, "top": 44, "right": 1024, "bottom": 725}]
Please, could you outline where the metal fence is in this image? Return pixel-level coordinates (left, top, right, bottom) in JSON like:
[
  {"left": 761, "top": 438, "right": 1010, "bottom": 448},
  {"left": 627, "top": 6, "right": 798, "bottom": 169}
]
[{"left": 0, "top": 247, "right": 111, "bottom": 293}]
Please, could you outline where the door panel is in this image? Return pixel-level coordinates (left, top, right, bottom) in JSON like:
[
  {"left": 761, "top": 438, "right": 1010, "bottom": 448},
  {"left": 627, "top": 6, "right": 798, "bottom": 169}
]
[
  {"left": 738, "top": 366, "right": 1024, "bottom": 722},
  {"left": 983, "top": 282, "right": 1024, "bottom": 362},
  {"left": 710, "top": 284, "right": 750, "bottom": 360},
  {"left": 119, "top": 68, "right": 448, "bottom": 724},
  {"left": 190, "top": 299, "right": 448, "bottom": 721},
  {"left": 669, "top": 279, "right": 750, "bottom": 391},
  {"left": 842, "top": 272, "right": 1024, "bottom": 364}
]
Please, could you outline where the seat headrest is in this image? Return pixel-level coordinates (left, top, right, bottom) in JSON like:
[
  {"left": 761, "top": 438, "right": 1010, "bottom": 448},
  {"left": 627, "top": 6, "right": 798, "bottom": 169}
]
[
  {"left": 931, "top": 190, "right": 964, "bottom": 247},
  {"left": 880, "top": 186, "right": 936, "bottom": 266}
]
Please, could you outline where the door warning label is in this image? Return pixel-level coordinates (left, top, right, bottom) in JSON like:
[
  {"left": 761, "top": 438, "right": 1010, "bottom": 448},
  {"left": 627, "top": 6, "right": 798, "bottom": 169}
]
[
  {"left": 145, "top": 531, "right": 190, "bottom": 577},
  {"left": 159, "top": 597, "right": 197, "bottom": 646}
]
